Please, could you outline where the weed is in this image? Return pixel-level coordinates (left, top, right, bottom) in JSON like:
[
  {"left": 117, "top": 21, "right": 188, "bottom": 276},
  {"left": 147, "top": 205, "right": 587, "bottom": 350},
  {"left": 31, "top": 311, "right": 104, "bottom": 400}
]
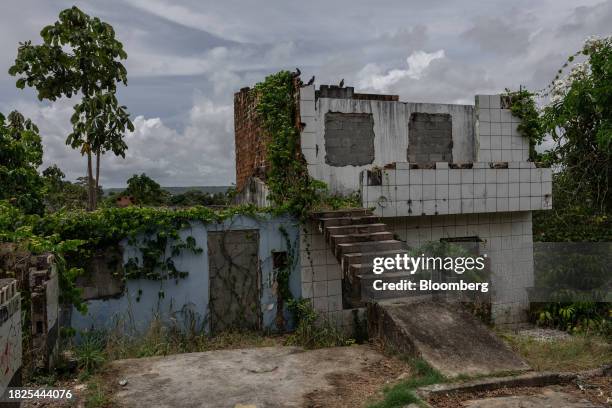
[
  {"left": 367, "top": 357, "right": 445, "bottom": 408},
  {"left": 285, "top": 299, "right": 354, "bottom": 349},
  {"left": 75, "top": 331, "right": 106, "bottom": 374},
  {"left": 84, "top": 377, "right": 113, "bottom": 408}
]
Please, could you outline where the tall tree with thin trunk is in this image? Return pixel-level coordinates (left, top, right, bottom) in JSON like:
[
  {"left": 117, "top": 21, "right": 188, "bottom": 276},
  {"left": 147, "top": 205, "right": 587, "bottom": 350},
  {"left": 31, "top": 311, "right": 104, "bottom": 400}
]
[{"left": 9, "top": 6, "right": 133, "bottom": 210}]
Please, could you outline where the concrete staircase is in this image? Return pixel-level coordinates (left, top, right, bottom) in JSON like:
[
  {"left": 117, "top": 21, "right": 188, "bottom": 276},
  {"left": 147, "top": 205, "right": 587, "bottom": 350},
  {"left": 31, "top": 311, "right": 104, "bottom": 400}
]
[{"left": 312, "top": 209, "right": 411, "bottom": 308}]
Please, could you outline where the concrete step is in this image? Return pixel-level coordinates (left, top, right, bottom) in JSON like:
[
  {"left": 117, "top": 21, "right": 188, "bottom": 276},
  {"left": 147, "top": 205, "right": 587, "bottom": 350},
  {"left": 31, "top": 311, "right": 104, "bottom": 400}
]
[
  {"left": 324, "top": 223, "right": 387, "bottom": 239},
  {"left": 319, "top": 215, "right": 380, "bottom": 228},
  {"left": 347, "top": 263, "right": 376, "bottom": 279},
  {"left": 368, "top": 299, "right": 530, "bottom": 377},
  {"left": 312, "top": 208, "right": 372, "bottom": 219},
  {"left": 342, "top": 249, "right": 411, "bottom": 274},
  {"left": 329, "top": 232, "right": 394, "bottom": 247},
  {"left": 335, "top": 240, "right": 404, "bottom": 259}
]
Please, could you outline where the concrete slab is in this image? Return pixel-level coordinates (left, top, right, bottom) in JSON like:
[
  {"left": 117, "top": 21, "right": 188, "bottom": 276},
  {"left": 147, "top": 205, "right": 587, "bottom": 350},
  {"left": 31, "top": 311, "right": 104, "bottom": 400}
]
[
  {"left": 463, "top": 389, "right": 601, "bottom": 407},
  {"left": 109, "top": 345, "right": 388, "bottom": 408},
  {"left": 368, "top": 299, "right": 530, "bottom": 377}
]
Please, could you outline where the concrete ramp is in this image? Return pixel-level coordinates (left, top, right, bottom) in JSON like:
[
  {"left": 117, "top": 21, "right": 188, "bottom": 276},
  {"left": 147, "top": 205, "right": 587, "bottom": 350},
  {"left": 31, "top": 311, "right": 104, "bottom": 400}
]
[{"left": 368, "top": 298, "right": 530, "bottom": 377}]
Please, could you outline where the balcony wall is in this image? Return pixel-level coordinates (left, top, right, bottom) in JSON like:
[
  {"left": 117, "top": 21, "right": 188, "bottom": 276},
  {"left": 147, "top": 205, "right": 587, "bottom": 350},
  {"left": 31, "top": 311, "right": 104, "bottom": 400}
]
[{"left": 361, "top": 162, "right": 552, "bottom": 217}]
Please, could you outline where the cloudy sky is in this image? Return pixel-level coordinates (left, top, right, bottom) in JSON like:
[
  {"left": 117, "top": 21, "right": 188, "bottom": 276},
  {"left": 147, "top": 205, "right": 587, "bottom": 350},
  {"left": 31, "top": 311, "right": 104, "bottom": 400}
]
[{"left": 0, "top": 0, "right": 610, "bottom": 187}]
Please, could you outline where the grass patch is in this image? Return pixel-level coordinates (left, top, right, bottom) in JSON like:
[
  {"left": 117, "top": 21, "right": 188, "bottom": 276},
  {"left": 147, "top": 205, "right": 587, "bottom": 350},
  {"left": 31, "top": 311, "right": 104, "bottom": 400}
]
[
  {"left": 367, "top": 357, "right": 445, "bottom": 408},
  {"left": 502, "top": 332, "right": 612, "bottom": 372},
  {"left": 83, "top": 375, "right": 114, "bottom": 408},
  {"left": 285, "top": 299, "right": 355, "bottom": 349},
  {"left": 102, "top": 322, "right": 283, "bottom": 361}
]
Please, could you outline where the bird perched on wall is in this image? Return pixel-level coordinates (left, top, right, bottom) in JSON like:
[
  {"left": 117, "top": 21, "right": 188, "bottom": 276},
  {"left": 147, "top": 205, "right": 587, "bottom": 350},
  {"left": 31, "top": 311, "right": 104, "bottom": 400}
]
[
  {"left": 306, "top": 75, "right": 315, "bottom": 85},
  {"left": 339, "top": 78, "right": 344, "bottom": 88},
  {"left": 295, "top": 67, "right": 301, "bottom": 76}
]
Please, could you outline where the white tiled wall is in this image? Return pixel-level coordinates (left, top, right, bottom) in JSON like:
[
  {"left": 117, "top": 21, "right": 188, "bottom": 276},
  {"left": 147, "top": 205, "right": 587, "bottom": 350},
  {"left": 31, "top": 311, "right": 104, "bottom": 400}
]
[
  {"left": 362, "top": 163, "right": 553, "bottom": 217},
  {"left": 384, "top": 212, "right": 535, "bottom": 325},
  {"left": 476, "top": 95, "right": 530, "bottom": 162},
  {"left": 299, "top": 221, "right": 365, "bottom": 331},
  {"left": 299, "top": 212, "right": 534, "bottom": 327},
  {"left": 298, "top": 84, "right": 477, "bottom": 195}
]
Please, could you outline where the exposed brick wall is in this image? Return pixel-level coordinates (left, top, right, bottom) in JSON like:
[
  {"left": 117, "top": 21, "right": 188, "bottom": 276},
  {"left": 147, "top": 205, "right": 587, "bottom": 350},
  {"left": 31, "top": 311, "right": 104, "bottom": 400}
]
[
  {"left": 234, "top": 87, "right": 269, "bottom": 191},
  {"left": 234, "top": 76, "right": 302, "bottom": 192}
]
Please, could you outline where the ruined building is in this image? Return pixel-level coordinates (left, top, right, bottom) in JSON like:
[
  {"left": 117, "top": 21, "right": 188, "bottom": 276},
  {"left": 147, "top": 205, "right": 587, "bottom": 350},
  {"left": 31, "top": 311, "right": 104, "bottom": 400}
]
[{"left": 234, "top": 79, "right": 552, "bottom": 327}]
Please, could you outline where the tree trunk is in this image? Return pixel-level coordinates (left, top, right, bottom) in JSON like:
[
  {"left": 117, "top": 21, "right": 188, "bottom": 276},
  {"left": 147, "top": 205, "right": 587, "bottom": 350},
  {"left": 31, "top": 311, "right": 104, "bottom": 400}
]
[
  {"left": 94, "top": 149, "right": 101, "bottom": 209},
  {"left": 87, "top": 149, "right": 95, "bottom": 211}
]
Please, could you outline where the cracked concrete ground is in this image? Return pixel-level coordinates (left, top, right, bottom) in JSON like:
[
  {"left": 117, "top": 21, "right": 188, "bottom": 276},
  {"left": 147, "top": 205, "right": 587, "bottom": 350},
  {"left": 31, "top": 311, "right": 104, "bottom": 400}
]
[
  {"left": 108, "top": 345, "right": 397, "bottom": 408},
  {"left": 427, "top": 379, "right": 612, "bottom": 408},
  {"left": 462, "top": 389, "right": 602, "bottom": 407}
]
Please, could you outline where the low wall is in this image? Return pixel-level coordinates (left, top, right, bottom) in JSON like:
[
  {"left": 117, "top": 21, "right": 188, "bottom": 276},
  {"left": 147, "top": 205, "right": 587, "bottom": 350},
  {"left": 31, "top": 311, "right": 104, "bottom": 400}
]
[
  {"left": 71, "top": 214, "right": 301, "bottom": 334},
  {"left": 0, "top": 247, "right": 59, "bottom": 374},
  {"left": 0, "top": 279, "right": 21, "bottom": 401}
]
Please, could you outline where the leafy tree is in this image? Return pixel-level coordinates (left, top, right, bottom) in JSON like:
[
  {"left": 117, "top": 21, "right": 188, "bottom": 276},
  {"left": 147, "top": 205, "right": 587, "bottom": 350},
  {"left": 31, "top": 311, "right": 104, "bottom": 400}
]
[
  {"left": 168, "top": 190, "right": 229, "bottom": 207},
  {"left": 42, "top": 164, "right": 65, "bottom": 187},
  {"left": 41, "top": 165, "right": 95, "bottom": 212},
  {"left": 541, "top": 35, "right": 611, "bottom": 214},
  {"left": 124, "top": 173, "right": 169, "bottom": 206},
  {"left": 0, "top": 111, "right": 44, "bottom": 214},
  {"left": 9, "top": 6, "right": 133, "bottom": 211},
  {"left": 528, "top": 36, "right": 612, "bottom": 335}
]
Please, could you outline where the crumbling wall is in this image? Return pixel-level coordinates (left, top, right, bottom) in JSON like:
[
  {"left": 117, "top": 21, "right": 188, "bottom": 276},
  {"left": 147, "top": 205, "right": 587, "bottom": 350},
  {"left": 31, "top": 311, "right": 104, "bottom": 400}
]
[
  {"left": 0, "top": 245, "right": 60, "bottom": 372},
  {"left": 29, "top": 260, "right": 59, "bottom": 370},
  {"left": 233, "top": 176, "right": 271, "bottom": 207},
  {"left": 300, "top": 84, "right": 476, "bottom": 194},
  {"left": 70, "top": 215, "right": 301, "bottom": 334},
  {"left": 233, "top": 76, "right": 302, "bottom": 197},
  {"left": 234, "top": 87, "right": 269, "bottom": 192},
  {"left": 0, "top": 279, "right": 21, "bottom": 401},
  {"left": 76, "top": 246, "right": 124, "bottom": 300}
]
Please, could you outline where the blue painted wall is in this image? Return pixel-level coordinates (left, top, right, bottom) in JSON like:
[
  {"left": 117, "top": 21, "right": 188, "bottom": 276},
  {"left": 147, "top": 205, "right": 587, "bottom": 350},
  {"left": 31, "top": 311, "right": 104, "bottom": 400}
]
[{"left": 70, "top": 214, "right": 301, "bottom": 334}]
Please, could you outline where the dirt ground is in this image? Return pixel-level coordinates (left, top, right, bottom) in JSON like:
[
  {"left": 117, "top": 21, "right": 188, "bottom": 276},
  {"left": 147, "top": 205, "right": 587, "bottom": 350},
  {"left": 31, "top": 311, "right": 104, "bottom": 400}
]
[
  {"left": 428, "top": 376, "right": 612, "bottom": 407},
  {"left": 303, "top": 356, "right": 408, "bottom": 408}
]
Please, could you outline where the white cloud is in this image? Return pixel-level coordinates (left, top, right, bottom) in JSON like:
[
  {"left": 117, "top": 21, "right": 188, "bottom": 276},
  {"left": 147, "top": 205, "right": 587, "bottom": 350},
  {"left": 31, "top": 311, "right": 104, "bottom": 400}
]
[
  {"left": 1, "top": 0, "right": 611, "bottom": 188},
  {"left": 10, "top": 96, "right": 235, "bottom": 188},
  {"left": 357, "top": 49, "right": 445, "bottom": 92},
  {"left": 406, "top": 50, "right": 446, "bottom": 79}
]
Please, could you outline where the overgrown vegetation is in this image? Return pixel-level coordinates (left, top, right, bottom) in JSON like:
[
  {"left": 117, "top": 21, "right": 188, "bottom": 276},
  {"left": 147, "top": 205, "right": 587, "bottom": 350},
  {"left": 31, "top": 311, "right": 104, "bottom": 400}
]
[
  {"left": 254, "top": 70, "right": 362, "bottom": 220},
  {"left": 0, "top": 111, "right": 45, "bottom": 214},
  {"left": 255, "top": 71, "right": 321, "bottom": 220},
  {"left": 502, "top": 332, "right": 612, "bottom": 372},
  {"left": 367, "top": 357, "right": 445, "bottom": 408},
  {"left": 74, "top": 323, "right": 281, "bottom": 366},
  {"left": 1, "top": 199, "right": 267, "bottom": 310},
  {"left": 520, "top": 35, "right": 612, "bottom": 335},
  {"left": 504, "top": 88, "right": 545, "bottom": 161},
  {"left": 286, "top": 299, "right": 354, "bottom": 349},
  {"left": 10, "top": 6, "right": 134, "bottom": 210}
]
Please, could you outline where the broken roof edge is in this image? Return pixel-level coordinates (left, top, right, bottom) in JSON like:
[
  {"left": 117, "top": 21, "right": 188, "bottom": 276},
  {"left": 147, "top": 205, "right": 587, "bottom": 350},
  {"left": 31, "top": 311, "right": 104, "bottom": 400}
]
[{"left": 310, "top": 83, "right": 481, "bottom": 107}]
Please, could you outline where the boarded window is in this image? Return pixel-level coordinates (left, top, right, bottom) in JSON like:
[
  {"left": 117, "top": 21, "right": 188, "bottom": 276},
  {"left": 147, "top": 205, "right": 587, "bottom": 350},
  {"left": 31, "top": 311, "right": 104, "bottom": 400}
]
[
  {"left": 324, "top": 112, "right": 375, "bottom": 166},
  {"left": 408, "top": 113, "right": 453, "bottom": 163},
  {"left": 208, "top": 230, "right": 260, "bottom": 334}
]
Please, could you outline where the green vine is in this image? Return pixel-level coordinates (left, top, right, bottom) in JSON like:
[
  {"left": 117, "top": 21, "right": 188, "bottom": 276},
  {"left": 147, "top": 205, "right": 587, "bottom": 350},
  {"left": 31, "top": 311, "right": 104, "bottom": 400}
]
[
  {"left": 504, "top": 88, "right": 545, "bottom": 161},
  {"left": 254, "top": 71, "right": 362, "bottom": 306},
  {"left": 29, "top": 205, "right": 267, "bottom": 303},
  {"left": 254, "top": 71, "right": 326, "bottom": 221}
]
